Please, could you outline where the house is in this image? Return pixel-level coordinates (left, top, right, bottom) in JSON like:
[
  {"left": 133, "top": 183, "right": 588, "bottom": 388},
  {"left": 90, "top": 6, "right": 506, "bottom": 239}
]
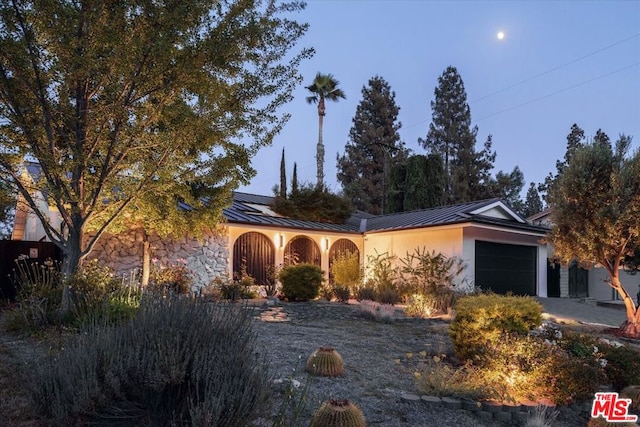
[
  {"left": 12, "top": 190, "right": 550, "bottom": 296},
  {"left": 528, "top": 208, "right": 638, "bottom": 301}
]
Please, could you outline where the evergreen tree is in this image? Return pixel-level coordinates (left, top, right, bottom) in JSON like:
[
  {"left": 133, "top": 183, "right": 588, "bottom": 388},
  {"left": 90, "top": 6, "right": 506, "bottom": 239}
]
[
  {"left": 403, "top": 154, "right": 445, "bottom": 211},
  {"left": 539, "top": 124, "right": 586, "bottom": 200},
  {"left": 420, "top": 66, "right": 494, "bottom": 203},
  {"left": 337, "top": 76, "right": 406, "bottom": 214},
  {"left": 486, "top": 166, "right": 525, "bottom": 213},
  {"left": 291, "top": 162, "right": 299, "bottom": 195},
  {"left": 523, "top": 182, "right": 543, "bottom": 217},
  {"left": 387, "top": 163, "right": 406, "bottom": 214},
  {"left": 279, "top": 149, "right": 287, "bottom": 198}
]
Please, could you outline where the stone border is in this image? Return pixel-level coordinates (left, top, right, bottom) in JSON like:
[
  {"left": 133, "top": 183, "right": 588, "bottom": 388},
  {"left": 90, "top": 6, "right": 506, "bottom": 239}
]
[{"left": 399, "top": 392, "right": 594, "bottom": 425}]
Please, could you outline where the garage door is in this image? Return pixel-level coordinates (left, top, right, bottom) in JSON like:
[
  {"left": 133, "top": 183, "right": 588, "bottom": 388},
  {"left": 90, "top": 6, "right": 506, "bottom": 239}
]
[{"left": 475, "top": 241, "right": 537, "bottom": 296}]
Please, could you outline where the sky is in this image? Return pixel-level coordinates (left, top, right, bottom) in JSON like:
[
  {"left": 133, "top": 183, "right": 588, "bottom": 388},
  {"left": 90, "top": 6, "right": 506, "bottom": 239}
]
[{"left": 239, "top": 0, "right": 640, "bottom": 199}]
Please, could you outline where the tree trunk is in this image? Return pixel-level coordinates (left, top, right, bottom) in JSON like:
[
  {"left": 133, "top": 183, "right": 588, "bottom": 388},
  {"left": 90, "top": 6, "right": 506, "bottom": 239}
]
[
  {"left": 60, "top": 229, "right": 85, "bottom": 314},
  {"left": 141, "top": 231, "right": 150, "bottom": 288},
  {"left": 611, "top": 272, "right": 640, "bottom": 337},
  {"left": 316, "top": 100, "right": 325, "bottom": 188}
]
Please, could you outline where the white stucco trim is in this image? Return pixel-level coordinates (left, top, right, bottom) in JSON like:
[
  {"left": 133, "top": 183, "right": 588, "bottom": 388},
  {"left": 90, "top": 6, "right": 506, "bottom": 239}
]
[{"left": 469, "top": 201, "right": 525, "bottom": 223}]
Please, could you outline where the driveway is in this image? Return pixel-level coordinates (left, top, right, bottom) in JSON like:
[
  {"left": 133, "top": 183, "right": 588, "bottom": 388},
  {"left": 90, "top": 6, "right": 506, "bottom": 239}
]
[{"left": 536, "top": 297, "right": 627, "bottom": 327}]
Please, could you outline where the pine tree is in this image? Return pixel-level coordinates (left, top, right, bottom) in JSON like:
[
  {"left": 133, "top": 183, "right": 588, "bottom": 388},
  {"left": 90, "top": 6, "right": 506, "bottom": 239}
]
[
  {"left": 523, "top": 182, "right": 543, "bottom": 217},
  {"left": 403, "top": 154, "right": 445, "bottom": 211},
  {"left": 337, "top": 75, "right": 406, "bottom": 214},
  {"left": 387, "top": 162, "right": 406, "bottom": 214},
  {"left": 420, "top": 66, "right": 494, "bottom": 203}
]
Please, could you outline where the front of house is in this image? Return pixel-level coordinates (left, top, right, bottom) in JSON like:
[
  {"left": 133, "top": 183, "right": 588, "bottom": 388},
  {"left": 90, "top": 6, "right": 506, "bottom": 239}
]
[{"left": 12, "top": 191, "right": 550, "bottom": 297}]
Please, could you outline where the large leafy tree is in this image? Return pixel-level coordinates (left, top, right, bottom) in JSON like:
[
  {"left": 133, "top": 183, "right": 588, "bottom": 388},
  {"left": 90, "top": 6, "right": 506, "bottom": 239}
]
[
  {"left": 547, "top": 133, "right": 640, "bottom": 337},
  {"left": 421, "top": 66, "right": 495, "bottom": 204},
  {"left": 486, "top": 165, "right": 525, "bottom": 213},
  {"left": 0, "top": 0, "right": 311, "bottom": 283},
  {"left": 337, "top": 76, "right": 405, "bottom": 214},
  {"left": 305, "top": 72, "right": 345, "bottom": 188}
]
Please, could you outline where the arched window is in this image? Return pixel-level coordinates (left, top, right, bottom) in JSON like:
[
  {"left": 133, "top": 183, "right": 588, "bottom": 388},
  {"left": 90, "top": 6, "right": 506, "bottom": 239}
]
[
  {"left": 233, "top": 232, "right": 275, "bottom": 285},
  {"left": 284, "top": 236, "right": 321, "bottom": 266}
]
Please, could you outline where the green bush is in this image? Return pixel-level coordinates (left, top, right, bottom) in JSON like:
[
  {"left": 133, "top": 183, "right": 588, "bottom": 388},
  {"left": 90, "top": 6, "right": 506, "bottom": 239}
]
[
  {"left": 148, "top": 259, "right": 193, "bottom": 295},
  {"left": 601, "top": 344, "right": 640, "bottom": 391},
  {"left": 449, "top": 293, "right": 542, "bottom": 362},
  {"left": 28, "top": 296, "right": 270, "bottom": 426},
  {"left": 270, "top": 184, "right": 353, "bottom": 223},
  {"left": 331, "top": 250, "right": 362, "bottom": 289},
  {"left": 355, "top": 285, "right": 376, "bottom": 302},
  {"left": 279, "top": 263, "right": 324, "bottom": 301},
  {"left": 333, "top": 285, "right": 351, "bottom": 302}
]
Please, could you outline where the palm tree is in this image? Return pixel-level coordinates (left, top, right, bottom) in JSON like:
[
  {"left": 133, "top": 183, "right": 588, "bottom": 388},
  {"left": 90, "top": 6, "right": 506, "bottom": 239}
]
[{"left": 306, "top": 73, "right": 346, "bottom": 188}]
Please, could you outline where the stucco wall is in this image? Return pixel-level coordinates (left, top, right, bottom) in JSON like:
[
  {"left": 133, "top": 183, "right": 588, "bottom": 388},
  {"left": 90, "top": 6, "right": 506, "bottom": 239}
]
[
  {"left": 363, "top": 226, "right": 472, "bottom": 290},
  {"left": 588, "top": 267, "right": 640, "bottom": 301},
  {"left": 87, "top": 228, "right": 229, "bottom": 291}
]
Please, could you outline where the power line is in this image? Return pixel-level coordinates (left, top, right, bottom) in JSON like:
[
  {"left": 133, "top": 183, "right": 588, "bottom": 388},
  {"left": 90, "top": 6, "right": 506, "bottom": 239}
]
[
  {"left": 476, "top": 62, "right": 640, "bottom": 122},
  {"left": 403, "top": 33, "right": 640, "bottom": 130},
  {"left": 471, "top": 32, "right": 640, "bottom": 103}
]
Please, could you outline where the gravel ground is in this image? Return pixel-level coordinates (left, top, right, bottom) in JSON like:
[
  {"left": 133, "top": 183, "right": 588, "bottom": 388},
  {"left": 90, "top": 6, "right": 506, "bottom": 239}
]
[{"left": 249, "top": 300, "right": 579, "bottom": 427}]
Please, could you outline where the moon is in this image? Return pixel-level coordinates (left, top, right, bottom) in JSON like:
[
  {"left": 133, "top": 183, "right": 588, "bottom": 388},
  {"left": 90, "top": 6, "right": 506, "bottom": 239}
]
[{"left": 497, "top": 31, "right": 505, "bottom": 40}]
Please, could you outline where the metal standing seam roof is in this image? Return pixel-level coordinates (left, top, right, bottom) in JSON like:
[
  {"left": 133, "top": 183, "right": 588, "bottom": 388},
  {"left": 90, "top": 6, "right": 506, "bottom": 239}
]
[{"left": 224, "top": 193, "right": 549, "bottom": 235}]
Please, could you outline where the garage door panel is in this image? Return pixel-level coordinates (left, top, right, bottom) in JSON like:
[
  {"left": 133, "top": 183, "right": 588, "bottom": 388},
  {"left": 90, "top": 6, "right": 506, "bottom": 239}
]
[{"left": 475, "top": 241, "right": 536, "bottom": 296}]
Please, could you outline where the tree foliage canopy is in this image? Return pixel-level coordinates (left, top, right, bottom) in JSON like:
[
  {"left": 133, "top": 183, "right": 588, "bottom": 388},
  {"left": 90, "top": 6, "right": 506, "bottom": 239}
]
[
  {"left": 420, "top": 66, "right": 498, "bottom": 204},
  {"left": 271, "top": 183, "right": 352, "bottom": 223},
  {"left": 337, "top": 75, "right": 406, "bottom": 214},
  {"left": 547, "top": 132, "right": 640, "bottom": 332},
  {"left": 0, "top": 0, "right": 311, "bottom": 274}
]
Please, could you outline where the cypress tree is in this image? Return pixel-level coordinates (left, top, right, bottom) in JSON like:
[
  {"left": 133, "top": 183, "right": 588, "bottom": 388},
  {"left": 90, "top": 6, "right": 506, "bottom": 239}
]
[
  {"left": 291, "top": 162, "right": 299, "bottom": 195},
  {"left": 279, "top": 148, "right": 287, "bottom": 198}
]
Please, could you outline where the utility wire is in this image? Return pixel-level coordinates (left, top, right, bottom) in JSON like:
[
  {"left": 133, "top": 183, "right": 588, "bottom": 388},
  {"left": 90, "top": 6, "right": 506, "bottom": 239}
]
[
  {"left": 471, "top": 32, "right": 640, "bottom": 103},
  {"left": 404, "top": 33, "right": 640, "bottom": 130},
  {"left": 476, "top": 62, "right": 639, "bottom": 122}
]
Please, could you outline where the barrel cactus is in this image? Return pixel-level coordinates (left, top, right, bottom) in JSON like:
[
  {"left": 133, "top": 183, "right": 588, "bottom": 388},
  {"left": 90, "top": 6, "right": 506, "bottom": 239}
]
[
  {"left": 310, "top": 399, "right": 366, "bottom": 427},
  {"left": 305, "top": 347, "right": 344, "bottom": 377}
]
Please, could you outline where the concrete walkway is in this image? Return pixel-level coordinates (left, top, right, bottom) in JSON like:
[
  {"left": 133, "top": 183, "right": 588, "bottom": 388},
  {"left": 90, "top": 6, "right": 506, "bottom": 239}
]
[{"left": 536, "top": 297, "right": 627, "bottom": 328}]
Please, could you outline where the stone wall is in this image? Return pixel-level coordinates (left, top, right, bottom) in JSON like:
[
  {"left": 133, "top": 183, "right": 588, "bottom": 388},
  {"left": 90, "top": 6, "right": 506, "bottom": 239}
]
[{"left": 87, "top": 228, "right": 229, "bottom": 292}]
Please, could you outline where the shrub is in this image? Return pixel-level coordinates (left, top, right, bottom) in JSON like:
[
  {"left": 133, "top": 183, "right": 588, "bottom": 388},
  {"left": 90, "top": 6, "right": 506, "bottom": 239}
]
[
  {"left": 333, "top": 285, "right": 351, "bottom": 302},
  {"left": 601, "top": 344, "right": 640, "bottom": 391},
  {"left": 548, "top": 350, "right": 605, "bottom": 404},
  {"left": 398, "top": 247, "right": 466, "bottom": 293},
  {"left": 377, "top": 285, "right": 402, "bottom": 305},
  {"left": 271, "top": 184, "right": 353, "bottom": 223},
  {"left": 449, "top": 294, "right": 543, "bottom": 363},
  {"left": 355, "top": 285, "right": 376, "bottom": 302},
  {"left": 278, "top": 263, "right": 323, "bottom": 301},
  {"left": 28, "top": 296, "right": 270, "bottom": 426},
  {"left": 357, "top": 300, "right": 396, "bottom": 322},
  {"left": 621, "top": 385, "right": 640, "bottom": 412},
  {"left": 414, "top": 354, "right": 487, "bottom": 400},
  {"left": 148, "top": 258, "right": 193, "bottom": 295},
  {"left": 331, "top": 250, "right": 362, "bottom": 289}
]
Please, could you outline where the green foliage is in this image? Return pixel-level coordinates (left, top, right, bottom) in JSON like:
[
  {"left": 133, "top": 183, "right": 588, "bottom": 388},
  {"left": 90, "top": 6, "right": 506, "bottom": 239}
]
[
  {"left": 486, "top": 165, "right": 525, "bottom": 214},
  {"left": 278, "top": 263, "right": 324, "bottom": 301},
  {"left": 337, "top": 75, "right": 407, "bottom": 214},
  {"left": 310, "top": 399, "right": 366, "bottom": 427},
  {"left": 415, "top": 355, "right": 487, "bottom": 400},
  {"left": 523, "top": 182, "right": 544, "bottom": 217},
  {"left": 420, "top": 66, "right": 496, "bottom": 204},
  {"left": 0, "top": 0, "right": 312, "bottom": 275},
  {"left": 404, "top": 154, "right": 446, "bottom": 211},
  {"left": 28, "top": 296, "right": 270, "bottom": 426},
  {"left": 331, "top": 250, "right": 362, "bottom": 289},
  {"left": 600, "top": 344, "right": 640, "bottom": 391},
  {"left": 148, "top": 259, "right": 193, "bottom": 295},
  {"left": 306, "top": 347, "right": 344, "bottom": 377},
  {"left": 386, "top": 162, "right": 406, "bottom": 214},
  {"left": 547, "top": 129, "right": 640, "bottom": 325},
  {"left": 332, "top": 285, "right": 351, "bottom": 302},
  {"left": 271, "top": 184, "right": 352, "bottom": 223},
  {"left": 449, "top": 294, "right": 543, "bottom": 362},
  {"left": 398, "top": 247, "right": 466, "bottom": 292},
  {"left": 355, "top": 285, "right": 377, "bottom": 302}
]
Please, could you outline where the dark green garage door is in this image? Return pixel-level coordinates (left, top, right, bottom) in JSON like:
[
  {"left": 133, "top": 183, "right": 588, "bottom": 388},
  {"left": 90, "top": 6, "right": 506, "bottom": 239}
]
[{"left": 475, "top": 241, "right": 537, "bottom": 296}]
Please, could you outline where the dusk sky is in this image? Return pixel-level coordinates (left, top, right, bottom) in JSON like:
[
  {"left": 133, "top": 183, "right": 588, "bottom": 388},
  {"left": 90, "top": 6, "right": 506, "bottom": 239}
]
[{"left": 239, "top": 0, "right": 640, "bottom": 200}]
